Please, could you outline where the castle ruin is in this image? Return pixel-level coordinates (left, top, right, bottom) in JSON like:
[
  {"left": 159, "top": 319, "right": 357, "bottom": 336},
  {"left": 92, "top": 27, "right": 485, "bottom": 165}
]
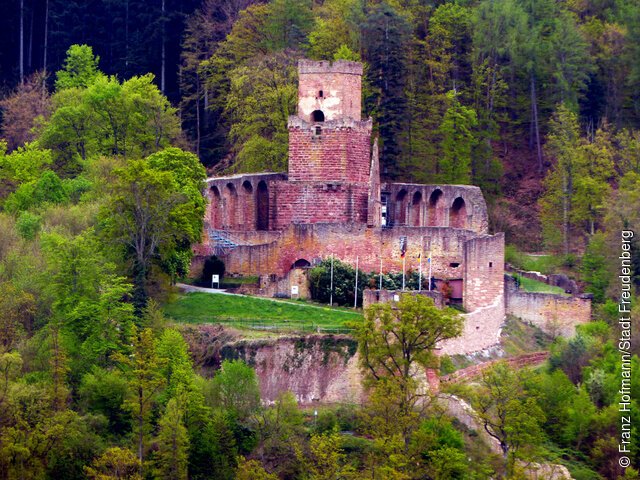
[{"left": 198, "top": 59, "right": 506, "bottom": 355}]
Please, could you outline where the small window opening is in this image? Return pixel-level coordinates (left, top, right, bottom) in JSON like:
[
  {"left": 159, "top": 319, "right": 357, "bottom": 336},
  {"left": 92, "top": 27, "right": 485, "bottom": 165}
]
[
  {"left": 318, "top": 90, "right": 323, "bottom": 98},
  {"left": 315, "top": 126, "right": 322, "bottom": 136},
  {"left": 489, "top": 262, "right": 493, "bottom": 268},
  {"left": 449, "top": 262, "right": 460, "bottom": 268}
]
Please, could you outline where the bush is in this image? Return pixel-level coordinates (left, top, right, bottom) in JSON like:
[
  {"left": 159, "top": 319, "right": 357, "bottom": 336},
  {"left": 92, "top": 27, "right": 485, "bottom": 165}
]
[
  {"left": 308, "top": 258, "right": 370, "bottom": 307},
  {"left": 15, "top": 211, "right": 41, "bottom": 240}
]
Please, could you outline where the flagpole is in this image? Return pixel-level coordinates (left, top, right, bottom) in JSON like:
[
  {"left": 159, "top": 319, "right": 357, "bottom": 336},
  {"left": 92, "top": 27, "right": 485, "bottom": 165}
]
[
  {"left": 428, "top": 248, "right": 433, "bottom": 292},
  {"left": 418, "top": 253, "right": 422, "bottom": 292},
  {"left": 379, "top": 258, "right": 383, "bottom": 291},
  {"left": 402, "top": 255, "right": 406, "bottom": 291},
  {"left": 330, "top": 255, "right": 334, "bottom": 307},
  {"left": 354, "top": 256, "right": 359, "bottom": 309}
]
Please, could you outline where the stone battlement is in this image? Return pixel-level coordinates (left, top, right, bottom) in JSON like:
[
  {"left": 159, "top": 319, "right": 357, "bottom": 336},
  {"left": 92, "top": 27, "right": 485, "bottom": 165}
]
[{"left": 298, "top": 59, "right": 363, "bottom": 76}]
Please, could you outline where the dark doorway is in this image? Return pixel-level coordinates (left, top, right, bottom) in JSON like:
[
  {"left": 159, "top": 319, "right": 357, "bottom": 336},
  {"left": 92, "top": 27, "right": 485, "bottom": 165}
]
[{"left": 311, "top": 110, "right": 325, "bottom": 122}]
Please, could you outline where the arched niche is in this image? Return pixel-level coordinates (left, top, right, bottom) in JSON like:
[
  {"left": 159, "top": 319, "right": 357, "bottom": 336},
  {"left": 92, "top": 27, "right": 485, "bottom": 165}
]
[
  {"left": 428, "top": 189, "right": 444, "bottom": 226},
  {"left": 395, "top": 189, "right": 408, "bottom": 226},
  {"left": 450, "top": 197, "right": 467, "bottom": 229},
  {"left": 410, "top": 191, "right": 423, "bottom": 226},
  {"left": 256, "top": 180, "right": 269, "bottom": 231},
  {"left": 209, "top": 186, "right": 222, "bottom": 228},
  {"left": 311, "top": 110, "right": 325, "bottom": 122}
]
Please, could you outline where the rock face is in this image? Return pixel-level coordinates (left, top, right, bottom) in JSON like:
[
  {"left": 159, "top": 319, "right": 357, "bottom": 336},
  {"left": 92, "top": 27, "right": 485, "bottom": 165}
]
[{"left": 183, "top": 326, "right": 363, "bottom": 405}]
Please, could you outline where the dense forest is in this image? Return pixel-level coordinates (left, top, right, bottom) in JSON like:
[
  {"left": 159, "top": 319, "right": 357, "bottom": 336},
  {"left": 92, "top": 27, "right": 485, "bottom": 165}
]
[{"left": 0, "top": 0, "right": 639, "bottom": 479}]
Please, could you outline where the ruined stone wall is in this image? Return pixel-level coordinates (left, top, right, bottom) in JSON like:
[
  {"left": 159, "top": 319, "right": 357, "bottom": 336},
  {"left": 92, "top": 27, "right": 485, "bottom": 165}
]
[
  {"left": 383, "top": 183, "right": 489, "bottom": 234},
  {"left": 505, "top": 288, "right": 591, "bottom": 337},
  {"left": 438, "top": 293, "right": 505, "bottom": 355},
  {"left": 220, "top": 223, "right": 482, "bottom": 280},
  {"left": 362, "top": 289, "right": 444, "bottom": 309},
  {"left": 463, "top": 233, "right": 505, "bottom": 311}
]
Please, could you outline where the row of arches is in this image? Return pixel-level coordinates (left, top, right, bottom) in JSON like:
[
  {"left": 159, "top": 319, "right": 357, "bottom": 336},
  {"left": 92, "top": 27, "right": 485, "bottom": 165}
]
[
  {"left": 392, "top": 189, "right": 468, "bottom": 229},
  {"left": 209, "top": 180, "right": 269, "bottom": 231}
]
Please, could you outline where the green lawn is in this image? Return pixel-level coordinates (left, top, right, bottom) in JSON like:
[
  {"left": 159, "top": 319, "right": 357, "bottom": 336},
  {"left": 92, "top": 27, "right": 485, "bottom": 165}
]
[
  {"left": 164, "top": 292, "right": 362, "bottom": 333},
  {"left": 513, "top": 275, "right": 568, "bottom": 295}
]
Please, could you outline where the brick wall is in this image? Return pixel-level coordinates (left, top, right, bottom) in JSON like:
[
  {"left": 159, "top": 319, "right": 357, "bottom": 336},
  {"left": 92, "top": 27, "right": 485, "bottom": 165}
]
[
  {"left": 273, "top": 181, "right": 369, "bottom": 227},
  {"left": 463, "top": 233, "right": 505, "bottom": 311},
  {"left": 505, "top": 288, "right": 591, "bottom": 337},
  {"left": 287, "top": 119, "right": 372, "bottom": 183}
]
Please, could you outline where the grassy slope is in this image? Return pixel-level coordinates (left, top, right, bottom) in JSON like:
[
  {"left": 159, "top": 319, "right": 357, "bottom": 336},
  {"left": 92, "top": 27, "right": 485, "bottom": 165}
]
[
  {"left": 164, "top": 292, "right": 362, "bottom": 331},
  {"left": 516, "top": 275, "right": 567, "bottom": 295}
]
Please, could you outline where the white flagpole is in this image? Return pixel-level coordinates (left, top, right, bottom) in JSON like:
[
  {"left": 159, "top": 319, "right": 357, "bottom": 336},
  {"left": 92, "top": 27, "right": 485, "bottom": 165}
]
[
  {"left": 379, "top": 258, "right": 383, "bottom": 291},
  {"left": 428, "top": 249, "right": 433, "bottom": 292},
  {"left": 354, "top": 256, "right": 359, "bottom": 309},
  {"left": 418, "top": 253, "right": 422, "bottom": 292},
  {"left": 330, "top": 255, "right": 334, "bottom": 307},
  {"left": 402, "top": 255, "right": 406, "bottom": 291}
]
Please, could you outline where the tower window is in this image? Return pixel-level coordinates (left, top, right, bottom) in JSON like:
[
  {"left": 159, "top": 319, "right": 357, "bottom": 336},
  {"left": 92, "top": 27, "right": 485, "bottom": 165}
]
[
  {"left": 315, "top": 126, "right": 322, "bottom": 136},
  {"left": 318, "top": 90, "right": 323, "bottom": 98},
  {"left": 311, "top": 110, "right": 325, "bottom": 122},
  {"left": 489, "top": 262, "right": 493, "bottom": 268}
]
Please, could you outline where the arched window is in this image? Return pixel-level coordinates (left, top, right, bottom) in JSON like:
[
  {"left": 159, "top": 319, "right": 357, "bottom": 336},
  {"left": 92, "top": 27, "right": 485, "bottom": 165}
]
[{"left": 311, "top": 110, "right": 325, "bottom": 122}]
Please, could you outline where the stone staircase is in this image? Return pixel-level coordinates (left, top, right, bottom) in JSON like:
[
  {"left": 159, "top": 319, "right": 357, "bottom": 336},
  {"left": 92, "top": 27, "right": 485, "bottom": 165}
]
[{"left": 208, "top": 229, "right": 238, "bottom": 257}]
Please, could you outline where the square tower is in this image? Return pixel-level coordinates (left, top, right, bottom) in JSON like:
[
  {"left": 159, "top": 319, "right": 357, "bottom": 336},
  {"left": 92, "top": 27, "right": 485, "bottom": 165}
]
[
  {"left": 288, "top": 60, "right": 372, "bottom": 185},
  {"left": 297, "top": 60, "right": 363, "bottom": 122}
]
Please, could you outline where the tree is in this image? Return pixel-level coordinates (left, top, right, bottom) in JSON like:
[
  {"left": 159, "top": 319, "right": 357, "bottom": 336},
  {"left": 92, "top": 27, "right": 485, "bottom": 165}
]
[
  {"left": 362, "top": 2, "right": 411, "bottom": 178},
  {"left": 473, "top": 361, "right": 546, "bottom": 477},
  {"left": 211, "top": 360, "right": 260, "bottom": 421},
  {"left": 113, "top": 327, "right": 166, "bottom": 466},
  {"left": 263, "top": 0, "right": 313, "bottom": 51},
  {"left": 0, "top": 71, "right": 50, "bottom": 151},
  {"left": 153, "top": 398, "right": 190, "bottom": 480},
  {"left": 85, "top": 447, "right": 142, "bottom": 480},
  {"left": 224, "top": 53, "right": 297, "bottom": 173},
  {"left": 437, "top": 91, "right": 478, "bottom": 184},
  {"left": 99, "top": 148, "right": 205, "bottom": 308},
  {"left": 236, "top": 457, "right": 278, "bottom": 480},
  {"left": 55, "top": 44, "right": 102, "bottom": 91},
  {"left": 539, "top": 103, "right": 582, "bottom": 254},
  {"left": 353, "top": 294, "right": 463, "bottom": 445},
  {"left": 307, "top": 0, "right": 363, "bottom": 60}
]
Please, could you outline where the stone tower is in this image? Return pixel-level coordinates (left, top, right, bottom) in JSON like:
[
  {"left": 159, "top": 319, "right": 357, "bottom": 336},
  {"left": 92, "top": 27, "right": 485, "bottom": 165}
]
[{"left": 288, "top": 60, "right": 372, "bottom": 186}]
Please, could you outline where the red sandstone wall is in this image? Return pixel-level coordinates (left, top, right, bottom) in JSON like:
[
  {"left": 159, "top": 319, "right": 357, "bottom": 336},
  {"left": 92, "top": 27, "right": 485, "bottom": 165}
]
[
  {"left": 463, "top": 233, "right": 505, "bottom": 311},
  {"left": 288, "top": 125, "right": 371, "bottom": 183},
  {"left": 273, "top": 182, "right": 369, "bottom": 227},
  {"left": 221, "top": 224, "right": 484, "bottom": 281},
  {"left": 297, "top": 60, "right": 363, "bottom": 122}
]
